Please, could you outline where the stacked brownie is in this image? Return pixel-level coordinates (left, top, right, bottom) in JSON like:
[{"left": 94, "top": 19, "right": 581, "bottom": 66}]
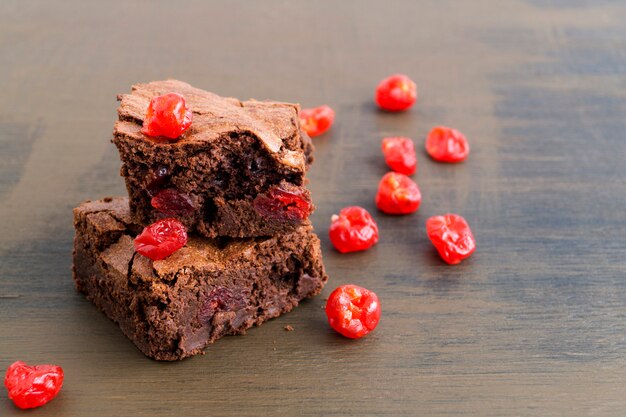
[{"left": 72, "top": 80, "right": 327, "bottom": 360}]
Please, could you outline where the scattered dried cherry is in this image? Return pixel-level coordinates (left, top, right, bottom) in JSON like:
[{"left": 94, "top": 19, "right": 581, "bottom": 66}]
[
  {"left": 325, "top": 284, "right": 381, "bottom": 339},
  {"left": 4, "top": 361, "right": 64, "bottom": 410},
  {"left": 426, "top": 214, "right": 476, "bottom": 265},
  {"left": 381, "top": 136, "right": 417, "bottom": 175},
  {"left": 425, "top": 126, "right": 470, "bottom": 163},
  {"left": 253, "top": 186, "right": 312, "bottom": 222},
  {"left": 198, "top": 287, "right": 243, "bottom": 322},
  {"left": 329, "top": 206, "right": 379, "bottom": 253},
  {"left": 375, "top": 74, "right": 417, "bottom": 112},
  {"left": 376, "top": 172, "right": 421, "bottom": 215},
  {"left": 151, "top": 188, "right": 195, "bottom": 216},
  {"left": 145, "top": 166, "right": 171, "bottom": 197},
  {"left": 300, "top": 105, "right": 335, "bottom": 137},
  {"left": 134, "top": 218, "right": 188, "bottom": 261},
  {"left": 141, "top": 92, "right": 193, "bottom": 139}
]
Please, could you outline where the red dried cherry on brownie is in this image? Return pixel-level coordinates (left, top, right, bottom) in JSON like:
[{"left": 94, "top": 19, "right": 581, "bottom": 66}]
[
  {"left": 4, "top": 361, "right": 64, "bottom": 410},
  {"left": 134, "top": 218, "right": 188, "bottom": 261},
  {"left": 300, "top": 105, "right": 335, "bottom": 137},
  {"left": 329, "top": 206, "right": 379, "bottom": 253},
  {"left": 375, "top": 74, "right": 417, "bottom": 112},
  {"left": 151, "top": 188, "right": 195, "bottom": 216},
  {"left": 425, "top": 126, "right": 470, "bottom": 163},
  {"left": 325, "top": 284, "right": 381, "bottom": 339},
  {"left": 253, "top": 186, "right": 312, "bottom": 222},
  {"left": 376, "top": 172, "right": 421, "bottom": 215},
  {"left": 141, "top": 92, "right": 193, "bottom": 139},
  {"left": 426, "top": 214, "right": 476, "bottom": 265},
  {"left": 381, "top": 136, "right": 417, "bottom": 175}
]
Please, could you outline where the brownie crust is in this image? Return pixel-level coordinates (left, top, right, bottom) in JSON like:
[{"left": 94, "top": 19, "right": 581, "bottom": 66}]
[
  {"left": 72, "top": 197, "right": 328, "bottom": 361},
  {"left": 113, "top": 80, "right": 315, "bottom": 238}
]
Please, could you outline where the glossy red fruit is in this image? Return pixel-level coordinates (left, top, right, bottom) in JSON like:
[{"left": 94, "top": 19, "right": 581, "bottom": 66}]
[
  {"left": 375, "top": 74, "right": 417, "bottom": 112},
  {"left": 325, "top": 284, "right": 381, "bottom": 339},
  {"left": 329, "top": 206, "right": 379, "bottom": 253},
  {"left": 376, "top": 172, "right": 421, "bottom": 215},
  {"left": 381, "top": 136, "right": 417, "bottom": 175},
  {"left": 151, "top": 188, "right": 195, "bottom": 216},
  {"left": 134, "top": 218, "right": 188, "bottom": 261},
  {"left": 4, "top": 361, "right": 64, "bottom": 410},
  {"left": 426, "top": 214, "right": 476, "bottom": 265},
  {"left": 253, "top": 186, "right": 312, "bottom": 222},
  {"left": 300, "top": 105, "right": 335, "bottom": 137},
  {"left": 425, "top": 126, "right": 470, "bottom": 163},
  {"left": 141, "top": 92, "right": 193, "bottom": 139}
]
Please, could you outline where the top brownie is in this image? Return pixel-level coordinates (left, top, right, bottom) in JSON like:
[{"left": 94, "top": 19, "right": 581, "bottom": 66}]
[{"left": 113, "top": 80, "right": 315, "bottom": 238}]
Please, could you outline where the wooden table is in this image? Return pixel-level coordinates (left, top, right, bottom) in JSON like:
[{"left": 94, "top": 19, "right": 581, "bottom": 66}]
[{"left": 2, "top": 1, "right": 625, "bottom": 415}]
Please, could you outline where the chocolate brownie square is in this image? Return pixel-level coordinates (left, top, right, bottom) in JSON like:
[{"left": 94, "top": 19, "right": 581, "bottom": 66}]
[
  {"left": 72, "top": 197, "right": 327, "bottom": 360},
  {"left": 113, "top": 79, "right": 315, "bottom": 238}
]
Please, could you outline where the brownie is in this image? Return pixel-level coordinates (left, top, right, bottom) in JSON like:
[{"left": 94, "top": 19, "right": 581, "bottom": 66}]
[
  {"left": 113, "top": 79, "right": 315, "bottom": 238},
  {"left": 72, "top": 197, "right": 328, "bottom": 361}
]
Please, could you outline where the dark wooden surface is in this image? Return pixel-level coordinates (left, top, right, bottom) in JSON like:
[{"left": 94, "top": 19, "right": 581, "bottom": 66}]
[{"left": 2, "top": 0, "right": 626, "bottom": 415}]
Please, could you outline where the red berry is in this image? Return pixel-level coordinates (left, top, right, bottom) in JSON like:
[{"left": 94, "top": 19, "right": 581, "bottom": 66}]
[
  {"left": 381, "top": 136, "right": 417, "bottom": 175},
  {"left": 325, "top": 284, "right": 381, "bottom": 339},
  {"left": 329, "top": 206, "right": 379, "bottom": 253},
  {"left": 198, "top": 287, "right": 244, "bottom": 322},
  {"left": 141, "top": 92, "right": 193, "bottom": 139},
  {"left": 426, "top": 214, "right": 476, "bottom": 265},
  {"left": 375, "top": 74, "right": 417, "bottom": 112},
  {"left": 376, "top": 172, "right": 421, "bottom": 215},
  {"left": 4, "top": 361, "right": 64, "bottom": 410},
  {"left": 134, "top": 218, "right": 188, "bottom": 261},
  {"left": 151, "top": 188, "right": 195, "bottom": 216},
  {"left": 300, "top": 105, "right": 335, "bottom": 137},
  {"left": 253, "top": 186, "right": 312, "bottom": 222},
  {"left": 425, "top": 126, "right": 470, "bottom": 163}
]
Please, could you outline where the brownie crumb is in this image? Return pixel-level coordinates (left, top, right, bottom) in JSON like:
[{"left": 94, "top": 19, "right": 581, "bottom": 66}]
[{"left": 284, "top": 325, "right": 294, "bottom": 332}]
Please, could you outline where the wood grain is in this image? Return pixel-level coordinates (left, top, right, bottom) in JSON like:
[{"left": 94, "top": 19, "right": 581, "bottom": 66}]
[{"left": 1, "top": 0, "right": 626, "bottom": 415}]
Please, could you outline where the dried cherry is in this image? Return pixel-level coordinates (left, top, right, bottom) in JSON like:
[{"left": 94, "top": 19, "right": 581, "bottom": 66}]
[
  {"left": 325, "top": 284, "right": 381, "bottom": 339},
  {"left": 300, "top": 105, "right": 335, "bottom": 137},
  {"left": 145, "top": 166, "right": 171, "bottom": 197},
  {"left": 329, "top": 206, "right": 379, "bottom": 253},
  {"left": 381, "top": 136, "right": 417, "bottom": 175},
  {"left": 375, "top": 74, "right": 417, "bottom": 112},
  {"left": 253, "top": 186, "right": 312, "bottom": 222},
  {"left": 376, "top": 172, "right": 421, "bottom": 215},
  {"left": 4, "top": 361, "right": 64, "bottom": 410},
  {"left": 198, "top": 287, "right": 244, "bottom": 322},
  {"left": 151, "top": 188, "right": 195, "bottom": 216},
  {"left": 134, "top": 218, "right": 188, "bottom": 261},
  {"left": 425, "top": 126, "right": 470, "bottom": 163},
  {"left": 426, "top": 214, "right": 476, "bottom": 264},
  {"left": 141, "top": 92, "right": 193, "bottom": 139}
]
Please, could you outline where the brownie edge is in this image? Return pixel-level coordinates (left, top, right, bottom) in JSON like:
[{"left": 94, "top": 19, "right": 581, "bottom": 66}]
[{"left": 72, "top": 197, "right": 328, "bottom": 360}]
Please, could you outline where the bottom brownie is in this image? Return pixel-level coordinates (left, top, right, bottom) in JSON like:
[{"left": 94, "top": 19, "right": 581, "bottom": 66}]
[{"left": 72, "top": 197, "right": 327, "bottom": 361}]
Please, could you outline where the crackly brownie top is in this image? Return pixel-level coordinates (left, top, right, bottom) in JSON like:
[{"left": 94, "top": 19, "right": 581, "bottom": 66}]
[
  {"left": 114, "top": 79, "right": 306, "bottom": 171},
  {"left": 75, "top": 197, "right": 316, "bottom": 283}
]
